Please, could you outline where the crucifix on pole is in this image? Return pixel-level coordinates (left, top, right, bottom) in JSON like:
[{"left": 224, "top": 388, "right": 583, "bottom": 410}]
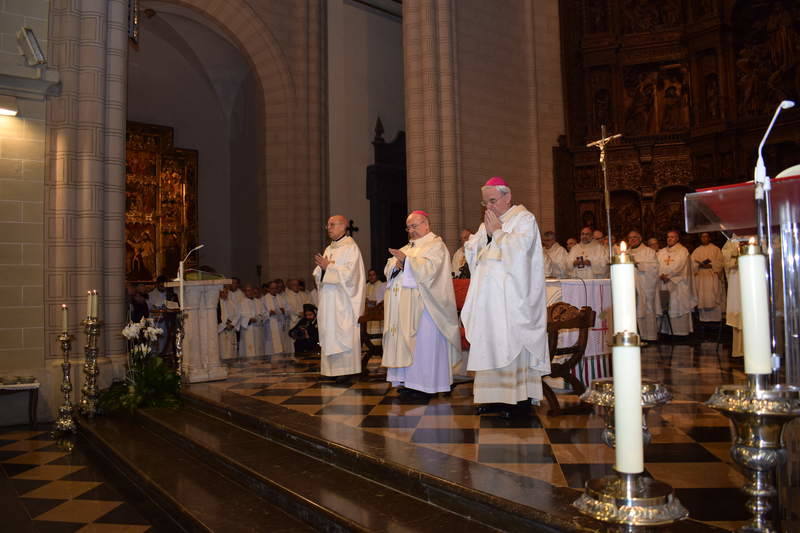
[{"left": 586, "top": 124, "right": 622, "bottom": 264}]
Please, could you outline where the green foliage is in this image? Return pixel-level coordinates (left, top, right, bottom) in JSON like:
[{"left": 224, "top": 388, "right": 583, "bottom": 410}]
[{"left": 98, "top": 356, "right": 180, "bottom": 414}]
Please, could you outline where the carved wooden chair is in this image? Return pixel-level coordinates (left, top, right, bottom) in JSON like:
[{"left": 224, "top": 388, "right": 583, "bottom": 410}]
[
  {"left": 543, "top": 302, "right": 596, "bottom": 416},
  {"left": 359, "top": 302, "right": 384, "bottom": 378}
]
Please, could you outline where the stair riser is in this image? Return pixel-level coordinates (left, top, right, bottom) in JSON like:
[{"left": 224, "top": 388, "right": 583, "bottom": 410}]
[
  {"left": 77, "top": 423, "right": 207, "bottom": 533},
  {"left": 183, "top": 391, "right": 560, "bottom": 533},
  {"left": 135, "top": 410, "right": 365, "bottom": 533}
]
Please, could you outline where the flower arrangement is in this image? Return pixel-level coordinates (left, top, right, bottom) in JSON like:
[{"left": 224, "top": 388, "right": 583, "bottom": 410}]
[{"left": 98, "top": 317, "right": 180, "bottom": 414}]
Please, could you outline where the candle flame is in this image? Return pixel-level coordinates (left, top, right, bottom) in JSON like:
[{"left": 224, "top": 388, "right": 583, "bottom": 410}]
[
  {"left": 61, "top": 304, "right": 67, "bottom": 309},
  {"left": 620, "top": 241, "right": 627, "bottom": 252},
  {"left": 749, "top": 236, "right": 757, "bottom": 245}
]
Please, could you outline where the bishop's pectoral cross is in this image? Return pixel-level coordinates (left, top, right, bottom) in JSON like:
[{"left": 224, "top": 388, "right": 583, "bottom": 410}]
[{"left": 663, "top": 255, "right": 674, "bottom": 266}]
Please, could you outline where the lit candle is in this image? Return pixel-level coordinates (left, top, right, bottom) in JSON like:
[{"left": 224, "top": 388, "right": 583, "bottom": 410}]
[
  {"left": 611, "top": 241, "right": 637, "bottom": 334},
  {"left": 92, "top": 290, "right": 99, "bottom": 319},
  {"left": 738, "top": 238, "right": 772, "bottom": 374},
  {"left": 86, "top": 290, "right": 92, "bottom": 318},
  {"left": 612, "top": 331, "right": 644, "bottom": 474},
  {"left": 61, "top": 304, "right": 68, "bottom": 333},
  {"left": 179, "top": 261, "right": 185, "bottom": 311}
]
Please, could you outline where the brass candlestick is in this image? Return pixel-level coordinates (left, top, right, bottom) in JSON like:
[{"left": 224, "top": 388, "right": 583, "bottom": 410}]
[
  {"left": 53, "top": 333, "right": 76, "bottom": 434},
  {"left": 174, "top": 311, "right": 184, "bottom": 383},
  {"left": 706, "top": 377, "right": 800, "bottom": 533},
  {"left": 79, "top": 318, "right": 103, "bottom": 417}
]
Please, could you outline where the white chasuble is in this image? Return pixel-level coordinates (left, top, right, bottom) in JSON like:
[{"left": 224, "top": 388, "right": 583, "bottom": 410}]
[
  {"left": 691, "top": 243, "right": 724, "bottom": 322},
  {"left": 629, "top": 244, "right": 659, "bottom": 341},
  {"left": 313, "top": 236, "right": 366, "bottom": 376},
  {"left": 544, "top": 242, "right": 569, "bottom": 279},
  {"left": 655, "top": 243, "right": 696, "bottom": 335},
  {"left": 237, "top": 298, "right": 260, "bottom": 357},
  {"left": 567, "top": 241, "right": 609, "bottom": 279},
  {"left": 218, "top": 298, "right": 240, "bottom": 359},
  {"left": 262, "top": 294, "right": 285, "bottom": 354},
  {"left": 381, "top": 233, "right": 461, "bottom": 393},
  {"left": 462, "top": 205, "right": 550, "bottom": 404}
]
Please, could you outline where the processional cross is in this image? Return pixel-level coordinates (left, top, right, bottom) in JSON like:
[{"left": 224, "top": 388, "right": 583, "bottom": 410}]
[{"left": 586, "top": 125, "right": 622, "bottom": 264}]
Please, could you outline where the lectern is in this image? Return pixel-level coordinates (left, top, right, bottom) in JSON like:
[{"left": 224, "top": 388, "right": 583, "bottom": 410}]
[{"left": 165, "top": 278, "right": 230, "bottom": 383}]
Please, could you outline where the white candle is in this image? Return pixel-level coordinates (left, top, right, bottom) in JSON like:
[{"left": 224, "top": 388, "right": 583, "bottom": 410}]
[
  {"left": 179, "top": 261, "right": 185, "bottom": 311},
  {"left": 86, "top": 291, "right": 92, "bottom": 318},
  {"left": 611, "top": 241, "right": 637, "bottom": 334},
  {"left": 92, "top": 290, "right": 99, "bottom": 319},
  {"left": 61, "top": 304, "right": 68, "bottom": 333},
  {"left": 738, "top": 239, "right": 772, "bottom": 374},
  {"left": 613, "top": 339, "right": 644, "bottom": 474}
]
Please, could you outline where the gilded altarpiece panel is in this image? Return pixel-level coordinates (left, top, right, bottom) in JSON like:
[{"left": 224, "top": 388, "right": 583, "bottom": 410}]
[{"left": 125, "top": 122, "right": 198, "bottom": 282}]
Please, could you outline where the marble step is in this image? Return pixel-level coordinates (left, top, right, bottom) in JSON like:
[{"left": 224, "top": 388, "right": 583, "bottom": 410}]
[
  {"left": 78, "top": 415, "right": 315, "bottom": 533},
  {"left": 139, "top": 406, "right": 498, "bottom": 533}
]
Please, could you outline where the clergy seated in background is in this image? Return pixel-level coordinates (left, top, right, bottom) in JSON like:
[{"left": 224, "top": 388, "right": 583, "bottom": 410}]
[
  {"left": 655, "top": 230, "right": 697, "bottom": 336},
  {"left": 262, "top": 281, "right": 286, "bottom": 354},
  {"left": 218, "top": 286, "right": 239, "bottom": 359},
  {"left": 147, "top": 276, "right": 170, "bottom": 355},
  {"left": 313, "top": 215, "right": 366, "bottom": 383},
  {"left": 567, "top": 226, "right": 609, "bottom": 279},
  {"left": 462, "top": 177, "right": 549, "bottom": 419},
  {"left": 237, "top": 286, "right": 262, "bottom": 357},
  {"left": 647, "top": 237, "right": 661, "bottom": 252},
  {"left": 285, "top": 278, "right": 311, "bottom": 330},
  {"left": 628, "top": 231, "right": 659, "bottom": 342},
  {"left": 382, "top": 211, "right": 462, "bottom": 398},
  {"left": 289, "top": 304, "right": 320, "bottom": 354},
  {"left": 451, "top": 229, "right": 472, "bottom": 277},
  {"left": 722, "top": 236, "right": 743, "bottom": 357},
  {"left": 542, "top": 231, "right": 568, "bottom": 278},
  {"left": 566, "top": 237, "right": 577, "bottom": 252},
  {"left": 691, "top": 232, "right": 725, "bottom": 323}
]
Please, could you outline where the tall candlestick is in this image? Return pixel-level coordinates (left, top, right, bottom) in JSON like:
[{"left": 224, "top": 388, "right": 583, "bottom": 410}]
[
  {"left": 86, "top": 291, "right": 92, "bottom": 318},
  {"left": 179, "top": 261, "right": 185, "bottom": 311},
  {"left": 91, "top": 290, "right": 98, "bottom": 319},
  {"left": 61, "top": 304, "right": 68, "bottom": 333},
  {"left": 612, "top": 332, "right": 644, "bottom": 473},
  {"left": 611, "top": 241, "right": 637, "bottom": 334},
  {"left": 738, "top": 239, "right": 772, "bottom": 374}
]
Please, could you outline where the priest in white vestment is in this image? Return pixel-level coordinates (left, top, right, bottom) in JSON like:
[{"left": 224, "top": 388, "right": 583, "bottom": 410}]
[
  {"left": 218, "top": 287, "right": 239, "bottom": 359},
  {"left": 542, "top": 231, "right": 569, "bottom": 279},
  {"left": 627, "top": 231, "right": 659, "bottom": 342},
  {"left": 462, "top": 177, "right": 549, "bottom": 417},
  {"left": 262, "top": 281, "right": 286, "bottom": 354},
  {"left": 691, "top": 232, "right": 725, "bottom": 322},
  {"left": 313, "top": 215, "right": 366, "bottom": 382},
  {"left": 567, "top": 227, "right": 609, "bottom": 279},
  {"left": 722, "top": 237, "right": 743, "bottom": 357},
  {"left": 382, "top": 211, "right": 462, "bottom": 396},
  {"left": 228, "top": 277, "right": 246, "bottom": 307},
  {"left": 285, "top": 279, "right": 311, "bottom": 330},
  {"left": 451, "top": 229, "right": 471, "bottom": 277},
  {"left": 237, "top": 286, "right": 261, "bottom": 357},
  {"left": 655, "top": 231, "right": 696, "bottom": 335},
  {"left": 275, "top": 280, "right": 294, "bottom": 350}
]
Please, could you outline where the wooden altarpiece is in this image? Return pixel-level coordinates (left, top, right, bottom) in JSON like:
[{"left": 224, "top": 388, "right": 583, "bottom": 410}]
[{"left": 125, "top": 122, "right": 199, "bottom": 282}]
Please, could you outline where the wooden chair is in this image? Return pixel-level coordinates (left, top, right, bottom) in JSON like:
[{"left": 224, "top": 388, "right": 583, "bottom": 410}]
[
  {"left": 359, "top": 302, "right": 384, "bottom": 378},
  {"left": 543, "top": 302, "right": 596, "bottom": 416}
]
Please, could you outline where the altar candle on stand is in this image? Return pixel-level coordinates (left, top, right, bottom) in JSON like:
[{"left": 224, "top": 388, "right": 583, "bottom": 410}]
[
  {"left": 92, "top": 290, "right": 98, "bottom": 320},
  {"left": 738, "top": 238, "right": 772, "bottom": 374},
  {"left": 611, "top": 241, "right": 637, "bottom": 334},
  {"left": 610, "top": 241, "right": 644, "bottom": 474},
  {"left": 61, "top": 304, "right": 68, "bottom": 333},
  {"left": 86, "top": 291, "right": 92, "bottom": 318}
]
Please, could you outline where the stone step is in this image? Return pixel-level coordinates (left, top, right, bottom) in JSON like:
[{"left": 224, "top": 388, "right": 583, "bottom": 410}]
[
  {"left": 137, "top": 405, "right": 496, "bottom": 533},
  {"left": 79, "top": 415, "right": 314, "bottom": 533}
]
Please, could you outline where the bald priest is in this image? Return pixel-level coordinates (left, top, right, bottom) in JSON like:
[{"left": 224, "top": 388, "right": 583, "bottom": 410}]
[
  {"left": 382, "top": 210, "right": 462, "bottom": 396},
  {"left": 313, "top": 215, "right": 366, "bottom": 383}
]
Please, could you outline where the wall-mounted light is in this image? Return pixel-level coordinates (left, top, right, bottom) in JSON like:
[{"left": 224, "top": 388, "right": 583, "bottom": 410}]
[
  {"left": 0, "top": 95, "right": 19, "bottom": 116},
  {"left": 17, "top": 27, "right": 46, "bottom": 66}
]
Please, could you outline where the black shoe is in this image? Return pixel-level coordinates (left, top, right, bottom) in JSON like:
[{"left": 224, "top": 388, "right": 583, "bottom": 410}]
[
  {"left": 334, "top": 374, "right": 356, "bottom": 385},
  {"left": 476, "top": 403, "right": 504, "bottom": 415}
]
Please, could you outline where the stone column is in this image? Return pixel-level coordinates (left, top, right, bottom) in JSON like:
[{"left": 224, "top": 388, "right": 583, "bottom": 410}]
[
  {"left": 403, "top": 0, "right": 461, "bottom": 250},
  {"left": 45, "top": 0, "right": 128, "bottom": 363}
]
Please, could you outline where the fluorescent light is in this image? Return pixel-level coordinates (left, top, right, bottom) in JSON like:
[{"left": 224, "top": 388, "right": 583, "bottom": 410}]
[{"left": 0, "top": 95, "right": 18, "bottom": 116}]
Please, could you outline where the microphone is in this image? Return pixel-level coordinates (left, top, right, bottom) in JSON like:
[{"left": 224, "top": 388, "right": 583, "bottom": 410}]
[
  {"left": 755, "top": 100, "right": 795, "bottom": 195},
  {"left": 182, "top": 243, "right": 205, "bottom": 264}
]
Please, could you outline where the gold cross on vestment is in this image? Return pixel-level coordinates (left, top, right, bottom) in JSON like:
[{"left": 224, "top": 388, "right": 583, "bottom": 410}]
[{"left": 663, "top": 255, "right": 674, "bottom": 265}]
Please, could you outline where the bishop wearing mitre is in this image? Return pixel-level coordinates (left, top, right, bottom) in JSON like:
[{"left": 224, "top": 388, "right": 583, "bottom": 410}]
[
  {"left": 461, "top": 177, "right": 550, "bottom": 418},
  {"left": 382, "top": 211, "right": 462, "bottom": 396},
  {"left": 313, "top": 215, "right": 366, "bottom": 383}
]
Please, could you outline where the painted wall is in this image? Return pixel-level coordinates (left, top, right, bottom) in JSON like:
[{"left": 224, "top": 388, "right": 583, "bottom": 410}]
[{"left": 327, "top": 0, "right": 405, "bottom": 271}]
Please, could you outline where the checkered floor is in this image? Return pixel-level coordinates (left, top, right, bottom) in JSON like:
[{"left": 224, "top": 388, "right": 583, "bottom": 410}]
[
  {"left": 217, "top": 342, "right": 752, "bottom": 531},
  {"left": 0, "top": 427, "right": 154, "bottom": 532}
]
